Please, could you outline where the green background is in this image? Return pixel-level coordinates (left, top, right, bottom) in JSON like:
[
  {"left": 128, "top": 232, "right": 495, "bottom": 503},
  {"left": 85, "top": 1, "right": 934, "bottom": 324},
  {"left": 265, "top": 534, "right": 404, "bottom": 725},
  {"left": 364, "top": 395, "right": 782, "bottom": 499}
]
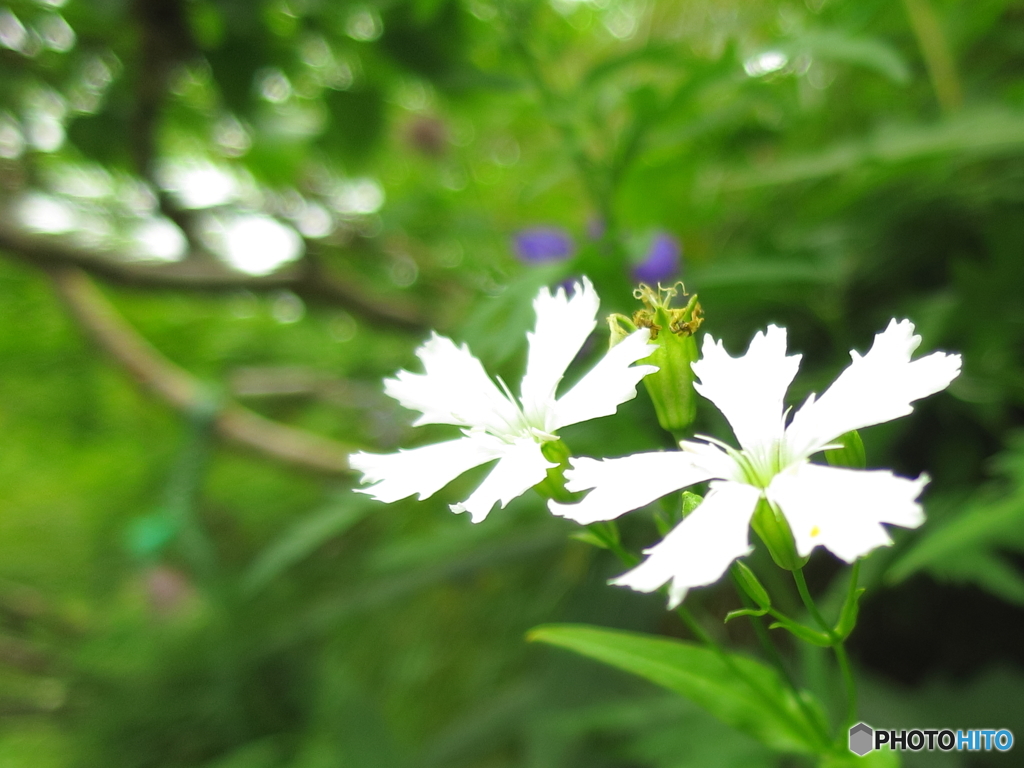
[{"left": 0, "top": 0, "right": 1022, "bottom": 765}]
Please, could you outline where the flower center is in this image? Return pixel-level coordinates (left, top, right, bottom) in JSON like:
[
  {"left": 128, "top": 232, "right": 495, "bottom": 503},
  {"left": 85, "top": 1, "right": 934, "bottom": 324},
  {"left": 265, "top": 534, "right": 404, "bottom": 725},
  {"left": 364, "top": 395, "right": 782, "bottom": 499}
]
[
  {"left": 735, "top": 442, "right": 787, "bottom": 489},
  {"left": 492, "top": 375, "right": 557, "bottom": 444}
]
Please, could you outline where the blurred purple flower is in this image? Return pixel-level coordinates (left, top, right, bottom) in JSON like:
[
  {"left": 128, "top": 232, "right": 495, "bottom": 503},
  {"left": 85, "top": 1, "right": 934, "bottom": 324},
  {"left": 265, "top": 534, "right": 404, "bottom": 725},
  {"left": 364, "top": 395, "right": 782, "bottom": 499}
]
[
  {"left": 513, "top": 227, "right": 575, "bottom": 264},
  {"left": 632, "top": 232, "right": 682, "bottom": 284}
]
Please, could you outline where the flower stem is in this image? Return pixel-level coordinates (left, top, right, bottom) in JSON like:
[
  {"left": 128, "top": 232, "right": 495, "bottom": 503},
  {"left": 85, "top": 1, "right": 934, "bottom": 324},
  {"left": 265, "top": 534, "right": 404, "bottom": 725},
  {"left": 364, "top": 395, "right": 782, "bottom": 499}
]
[
  {"left": 792, "top": 569, "right": 830, "bottom": 633},
  {"left": 833, "top": 642, "right": 857, "bottom": 731},
  {"left": 793, "top": 568, "right": 859, "bottom": 735},
  {"left": 729, "top": 572, "right": 792, "bottom": 681},
  {"left": 581, "top": 529, "right": 832, "bottom": 750},
  {"left": 730, "top": 573, "right": 834, "bottom": 748}
]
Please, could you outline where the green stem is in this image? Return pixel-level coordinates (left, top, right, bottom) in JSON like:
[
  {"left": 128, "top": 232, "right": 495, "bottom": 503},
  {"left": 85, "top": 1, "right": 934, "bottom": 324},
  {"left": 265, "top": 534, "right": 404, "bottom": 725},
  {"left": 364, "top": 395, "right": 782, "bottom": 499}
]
[
  {"left": 730, "top": 575, "right": 835, "bottom": 748},
  {"left": 675, "top": 603, "right": 829, "bottom": 750},
  {"left": 792, "top": 569, "right": 830, "bottom": 634},
  {"left": 593, "top": 534, "right": 829, "bottom": 748},
  {"left": 729, "top": 572, "right": 792, "bottom": 683},
  {"left": 674, "top": 605, "right": 776, "bottom": 706},
  {"left": 793, "top": 568, "right": 858, "bottom": 736},
  {"left": 585, "top": 523, "right": 638, "bottom": 567},
  {"left": 846, "top": 561, "right": 862, "bottom": 613},
  {"left": 578, "top": 520, "right": 831, "bottom": 749},
  {"left": 834, "top": 643, "right": 857, "bottom": 731},
  {"left": 838, "top": 561, "right": 861, "bottom": 728}
]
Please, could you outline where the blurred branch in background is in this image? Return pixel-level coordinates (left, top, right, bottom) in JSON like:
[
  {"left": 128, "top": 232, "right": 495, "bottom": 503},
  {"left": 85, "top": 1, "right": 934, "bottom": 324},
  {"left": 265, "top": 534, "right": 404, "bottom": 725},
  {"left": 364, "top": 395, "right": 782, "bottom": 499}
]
[
  {"left": 48, "top": 266, "right": 352, "bottom": 475},
  {"left": 1, "top": 0, "right": 1024, "bottom": 764},
  {"left": 0, "top": 220, "right": 429, "bottom": 331}
]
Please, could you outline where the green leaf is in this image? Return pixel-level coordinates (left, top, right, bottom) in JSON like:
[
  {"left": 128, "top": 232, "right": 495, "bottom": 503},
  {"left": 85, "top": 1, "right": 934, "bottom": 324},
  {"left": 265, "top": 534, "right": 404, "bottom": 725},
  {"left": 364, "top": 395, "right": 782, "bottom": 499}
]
[
  {"left": 835, "top": 588, "right": 866, "bottom": 640},
  {"left": 709, "top": 107, "right": 1024, "bottom": 190},
  {"left": 782, "top": 31, "right": 911, "bottom": 84},
  {"left": 568, "top": 530, "right": 611, "bottom": 549},
  {"left": 528, "top": 624, "right": 829, "bottom": 755},
  {"left": 888, "top": 433, "right": 1024, "bottom": 604},
  {"left": 724, "top": 608, "right": 768, "bottom": 623},
  {"left": 768, "top": 615, "right": 834, "bottom": 647}
]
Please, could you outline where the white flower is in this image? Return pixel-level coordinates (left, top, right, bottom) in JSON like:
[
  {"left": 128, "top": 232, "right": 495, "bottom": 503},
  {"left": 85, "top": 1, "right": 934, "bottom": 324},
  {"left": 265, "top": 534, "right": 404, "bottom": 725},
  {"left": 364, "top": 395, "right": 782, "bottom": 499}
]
[
  {"left": 351, "top": 277, "right": 658, "bottom": 522},
  {"left": 549, "top": 320, "right": 962, "bottom": 607}
]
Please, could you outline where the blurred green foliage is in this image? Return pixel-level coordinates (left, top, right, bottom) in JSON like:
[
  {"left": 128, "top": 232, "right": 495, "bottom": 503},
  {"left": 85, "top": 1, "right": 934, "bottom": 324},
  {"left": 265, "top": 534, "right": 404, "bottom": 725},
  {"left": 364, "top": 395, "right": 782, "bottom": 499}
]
[{"left": 1, "top": 0, "right": 1024, "bottom": 766}]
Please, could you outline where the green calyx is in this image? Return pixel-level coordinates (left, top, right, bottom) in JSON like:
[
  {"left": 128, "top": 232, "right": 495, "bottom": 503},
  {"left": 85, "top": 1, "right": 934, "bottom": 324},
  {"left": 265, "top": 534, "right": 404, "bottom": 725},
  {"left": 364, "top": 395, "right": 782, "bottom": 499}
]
[
  {"left": 750, "top": 497, "right": 808, "bottom": 571},
  {"left": 533, "top": 439, "right": 580, "bottom": 504},
  {"left": 610, "top": 283, "right": 704, "bottom": 438}
]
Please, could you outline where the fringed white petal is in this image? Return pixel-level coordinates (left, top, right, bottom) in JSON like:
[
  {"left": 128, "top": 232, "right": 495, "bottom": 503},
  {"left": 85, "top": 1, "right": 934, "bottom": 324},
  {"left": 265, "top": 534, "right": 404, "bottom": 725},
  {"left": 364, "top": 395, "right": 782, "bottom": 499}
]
[
  {"left": 519, "top": 277, "right": 600, "bottom": 429},
  {"left": 611, "top": 481, "right": 761, "bottom": 608},
  {"left": 550, "top": 328, "right": 658, "bottom": 431},
  {"left": 450, "top": 437, "right": 556, "bottom": 523},
  {"left": 383, "top": 333, "right": 521, "bottom": 434},
  {"left": 784, "top": 320, "right": 961, "bottom": 460},
  {"left": 678, "top": 439, "right": 746, "bottom": 484},
  {"left": 767, "top": 462, "right": 928, "bottom": 562},
  {"left": 351, "top": 436, "right": 505, "bottom": 503},
  {"left": 548, "top": 451, "right": 712, "bottom": 524},
  {"left": 692, "top": 326, "right": 801, "bottom": 454}
]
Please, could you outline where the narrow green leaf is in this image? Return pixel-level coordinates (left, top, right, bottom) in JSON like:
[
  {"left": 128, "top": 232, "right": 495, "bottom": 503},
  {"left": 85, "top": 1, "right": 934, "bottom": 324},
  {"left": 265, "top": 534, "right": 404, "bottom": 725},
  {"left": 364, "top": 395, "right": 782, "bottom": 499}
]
[
  {"left": 724, "top": 607, "right": 768, "bottom": 623},
  {"left": 835, "top": 587, "right": 867, "bottom": 640},
  {"left": 569, "top": 530, "right": 610, "bottom": 549},
  {"left": 768, "top": 616, "right": 834, "bottom": 647},
  {"left": 528, "top": 623, "right": 829, "bottom": 755},
  {"left": 785, "top": 31, "right": 911, "bottom": 84},
  {"left": 888, "top": 435, "right": 1024, "bottom": 604},
  {"left": 586, "top": 521, "right": 621, "bottom": 547}
]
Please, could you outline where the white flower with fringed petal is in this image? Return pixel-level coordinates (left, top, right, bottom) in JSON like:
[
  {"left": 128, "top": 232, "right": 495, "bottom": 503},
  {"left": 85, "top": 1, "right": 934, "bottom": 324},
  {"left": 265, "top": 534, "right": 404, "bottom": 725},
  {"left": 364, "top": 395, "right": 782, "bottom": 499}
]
[
  {"left": 549, "top": 321, "right": 962, "bottom": 608},
  {"left": 352, "top": 278, "right": 658, "bottom": 522}
]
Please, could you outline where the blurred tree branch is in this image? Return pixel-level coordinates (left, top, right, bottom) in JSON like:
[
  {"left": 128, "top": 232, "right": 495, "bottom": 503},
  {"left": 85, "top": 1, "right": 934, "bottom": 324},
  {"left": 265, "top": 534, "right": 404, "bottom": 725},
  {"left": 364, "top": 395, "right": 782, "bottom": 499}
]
[
  {"left": 48, "top": 267, "right": 354, "bottom": 476},
  {"left": 0, "top": 222, "right": 428, "bottom": 330}
]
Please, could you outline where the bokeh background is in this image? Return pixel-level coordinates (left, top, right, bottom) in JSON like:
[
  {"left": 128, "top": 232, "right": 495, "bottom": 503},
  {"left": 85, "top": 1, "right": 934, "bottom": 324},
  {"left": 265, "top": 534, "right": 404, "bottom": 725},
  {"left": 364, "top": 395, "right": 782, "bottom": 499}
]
[{"left": 1, "top": 0, "right": 1023, "bottom": 765}]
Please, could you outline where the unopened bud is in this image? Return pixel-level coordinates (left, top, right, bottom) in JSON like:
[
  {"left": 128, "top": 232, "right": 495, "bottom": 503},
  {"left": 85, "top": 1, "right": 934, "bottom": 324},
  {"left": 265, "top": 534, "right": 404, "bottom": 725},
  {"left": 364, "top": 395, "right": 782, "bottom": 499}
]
[{"left": 614, "top": 283, "right": 703, "bottom": 438}]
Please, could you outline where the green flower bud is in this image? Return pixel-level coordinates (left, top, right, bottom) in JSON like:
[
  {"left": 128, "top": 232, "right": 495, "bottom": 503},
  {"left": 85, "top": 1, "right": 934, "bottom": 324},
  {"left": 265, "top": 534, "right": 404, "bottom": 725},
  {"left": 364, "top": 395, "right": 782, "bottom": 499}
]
[
  {"left": 731, "top": 560, "right": 772, "bottom": 610},
  {"left": 750, "top": 497, "right": 809, "bottom": 571},
  {"left": 610, "top": 283, "right": 703, "bottom": 439}
]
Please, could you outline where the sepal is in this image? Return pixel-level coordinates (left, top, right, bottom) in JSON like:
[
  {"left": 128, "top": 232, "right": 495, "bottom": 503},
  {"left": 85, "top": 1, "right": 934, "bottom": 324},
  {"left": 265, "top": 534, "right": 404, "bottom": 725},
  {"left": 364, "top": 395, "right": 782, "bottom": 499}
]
[
  {"left": 532, "top": 439, "right": 580, "bottom": 503},
  {"left": 825, "top": 430, "right": 867, "bottom": 470}
]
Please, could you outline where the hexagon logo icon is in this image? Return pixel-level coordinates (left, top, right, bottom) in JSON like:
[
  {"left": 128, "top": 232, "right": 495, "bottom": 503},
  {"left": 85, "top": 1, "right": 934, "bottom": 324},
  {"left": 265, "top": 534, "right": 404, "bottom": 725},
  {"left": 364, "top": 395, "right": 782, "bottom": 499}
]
[{"left": 849, "top": 722, "right": 874, "bottom": 756}]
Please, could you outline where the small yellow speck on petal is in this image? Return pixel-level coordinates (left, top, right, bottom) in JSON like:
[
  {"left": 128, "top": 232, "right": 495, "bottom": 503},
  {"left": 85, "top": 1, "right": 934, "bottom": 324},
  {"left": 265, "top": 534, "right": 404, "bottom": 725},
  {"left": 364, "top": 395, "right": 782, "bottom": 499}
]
[{"left": 810, "top": 526, "right": 821, "bottom": 538}]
